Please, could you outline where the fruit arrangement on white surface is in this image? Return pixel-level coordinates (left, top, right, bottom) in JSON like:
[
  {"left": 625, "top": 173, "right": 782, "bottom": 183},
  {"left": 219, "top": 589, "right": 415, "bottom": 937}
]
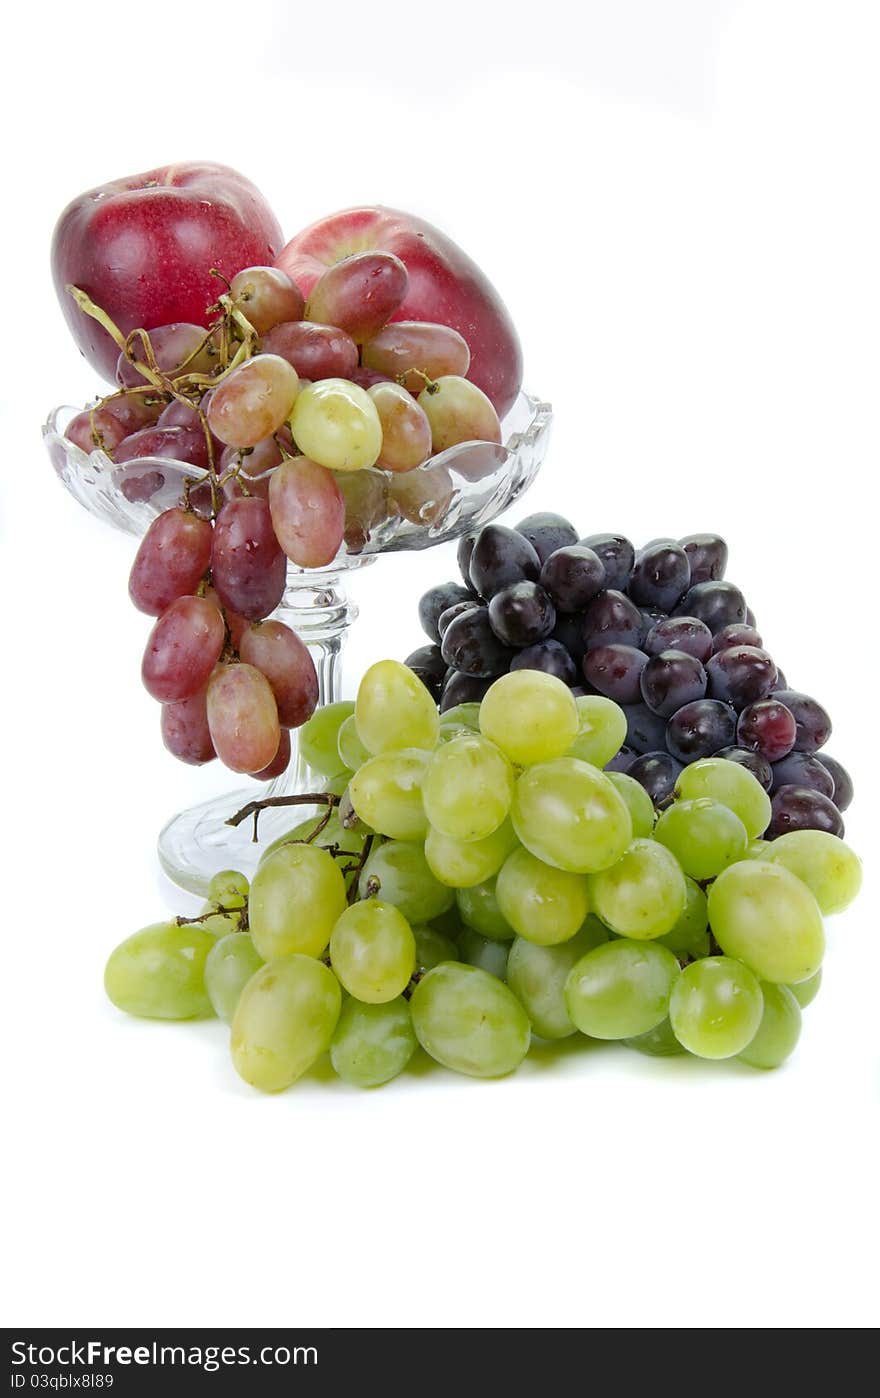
[{"left": 47, "top": 160, "right": 862, "bottom": 1091}]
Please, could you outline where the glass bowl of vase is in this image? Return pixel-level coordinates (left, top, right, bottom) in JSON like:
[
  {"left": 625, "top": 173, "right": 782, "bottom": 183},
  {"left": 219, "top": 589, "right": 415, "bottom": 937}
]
[{"left": 44, "top": 389, "right": 552, "bottom": 893}]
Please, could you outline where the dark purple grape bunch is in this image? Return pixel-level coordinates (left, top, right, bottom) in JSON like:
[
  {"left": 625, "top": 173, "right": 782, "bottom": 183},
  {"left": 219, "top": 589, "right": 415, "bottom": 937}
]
[{"left": 406, "top": 518, "right": 852, "bottom": 836}]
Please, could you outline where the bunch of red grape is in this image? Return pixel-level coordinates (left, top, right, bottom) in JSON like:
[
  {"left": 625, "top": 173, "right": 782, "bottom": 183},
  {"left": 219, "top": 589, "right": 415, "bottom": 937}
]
[{"left": 65, "top": 253, "right": 507, "bottom": 775}]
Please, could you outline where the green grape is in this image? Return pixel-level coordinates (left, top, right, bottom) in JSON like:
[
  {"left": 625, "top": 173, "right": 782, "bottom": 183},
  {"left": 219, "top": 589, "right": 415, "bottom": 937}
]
[
  {"left": 588, "top": 839, "right": 686, "bottom": 940},
  {"left": 745, "top": 839, "right": 771, "bottom": 860},
  {"left": 231, "top": 955, "right": 342, "bottom": 1092},
  {"left": 330, "top": 996, "right": 418, "bottom": 1087},
  {"left": 737, "top": 983, "right": 802, "bottom": 1070},
  {"left": 674, "top": 757, "right": 771, "bottom": 840},
  {"left": 622, "top": 1017, "right": 686, "bottom": 1057},
  {"left": 511, "top": 757, "right": 633, "bottom": 874},
  {"left": 455, "top": 877, "right": 514, "bottom": 941},
  {"left": 422, "top": 735, "right": 513, "bottom": 841},
  {"left": 758, "top": 830, "right": 863, "bottom": 915},
  {"left": 669, "top": 956, "right": 763, "bottom": 1059},
  {"left": 355, "top": 659, "right": 440, "bottom": 755},
  {"left": 566, "top": 695, "right": 628, "bottom": 768},
  {"left": 437, "top": 702, "right": 481, "bottom": 745},
  {"left": 429, "top": 906, "right": 465, "bottom": 940},
  {"left": 708, "top": 861, "right": 825, "bottom": 984},
  {"left": 458, "top": 927, "right": 510, "bottom": 980},
  {"left": 606, "top": 772, "right": 655, "bottom": 838},
  {"left": 410, "top": 963, "right": 531, "bottom": 1077},
  {"left": 104, "top": 922, "right": 215, "bottom": 1020},
  {"left": 654, "top": 798, "right": 748, "bottom": 881},
  {"left": 495, "top": 846, "right": 590, "bottom": 946},
  {"left": 412, "top": 923, "right": 459, "bottom": 973},
  {"left": 291, "top": 377, "right": 383, "bottom": 471},
  {"left": 789, "top": 968, "right": 822, "bottom": 1008},
  {"left": 565, "top": 938, "right": 680, "bottom": 1039},
  {"left": 204, "top": 933, "right": 264, "bottom": 1023},
  {"left": 657, "top": 877, "right": 709, "bottom": 956},
  {"left": 348, "top": 749, "right": 430, "bottom": 840},
  {"left": 507, "top": 920, "right": 607, "bottom": 1039},
  {"left": 195, "top": 903, "right": 246, "bottom": 937},
  {"left": 298, "top": 700, "right": 356, "bottom": 777},
  {"left": 249, "top": 843, "right": 347, "bottom": 959},
  {"left": 479, "top": 670, "right": 580, "bottom": 766},
  {"left": 424, "top": 817, "right": 519, "bottom": 888},
  {"left": 322, "top": 770, "right": 356, "bottom": 797},
  {"left": 337, "top": 714, "right": 372, "bottom": 771},
  {"left": 207, "top": 869, "right": 249, "bottom": 910},
  {"left": 361, "top": 840, "right": 454, "bottom": 922},
  {"left": 329, "top": 899, "right": 416, "bottom": 1002}
]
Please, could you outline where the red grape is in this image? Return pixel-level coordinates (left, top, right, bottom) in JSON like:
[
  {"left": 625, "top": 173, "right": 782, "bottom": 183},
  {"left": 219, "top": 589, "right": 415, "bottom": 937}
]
[
  {"left": 65, "top": 407, "right": 129, "bottom": 455},
  {"left": 129, "top": 507, "right": 213, "bottom": 616},
  {"left": 207, "top": 354, "right": 300, "bottom": 449},
  {"left": 211, "top": 497, "right": 287, "bottom": 620},
  {"left": 229, "top": 266, "right": 305, "bottom": 334},
  {"left": 389, "top": 462, "right": 454, "bottom": 526},
  {"left": 160, "top": 690, "right": 216, "bottom": 765},
  {"left": 253, "top": 726, "right": 291, "bottom": 780},
  {"left": 113, "top": 424, "right": 211, "bottom": 469},
  {"left": 116, "top": 323, "right": 220, "bottom": 387},
  {"left": 261, "top": 321, "right": 359, "bottom": 381},
  {"left": 268, "top": 458, "right": 345, "bottom": 569},
  {"left": 206, "top": 663, "right": 280, "bottom": 774},
  {"left": 142, "top": 596, "right": 226, "bottom": 702},
  {"left": 362, "top": 321, "right": 470, "bottom": 392},
  {"left": 368, "top": 382, "right": 432, "bottom": 472},
  {"left": 239, "top": 620, "right": 318, "bottom": 728},
  {"left": 305, "top": 252, "right": 408, "bottom": 342},
  {"left": 736, "top": 699, "right": 797, "bottom": 763}
]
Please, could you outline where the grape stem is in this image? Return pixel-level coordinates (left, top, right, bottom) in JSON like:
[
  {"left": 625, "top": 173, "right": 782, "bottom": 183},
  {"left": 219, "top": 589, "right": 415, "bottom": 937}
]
[
  {"left": 226, "top": 791, "right": 340, "bottom": 843},
  {"left": 345, "top": 834, "right": 375, "bottom": 905}
]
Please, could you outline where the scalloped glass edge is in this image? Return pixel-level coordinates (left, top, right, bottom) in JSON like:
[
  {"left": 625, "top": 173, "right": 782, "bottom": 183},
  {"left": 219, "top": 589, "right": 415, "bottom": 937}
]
[{"left": 42, "top": 391, "right": 552, "bottom": 565}]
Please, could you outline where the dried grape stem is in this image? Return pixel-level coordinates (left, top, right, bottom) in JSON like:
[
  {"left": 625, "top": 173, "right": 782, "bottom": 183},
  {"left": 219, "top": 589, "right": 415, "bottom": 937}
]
[{"left": 226, "top": 791, "right": 341, "bottom": 843}]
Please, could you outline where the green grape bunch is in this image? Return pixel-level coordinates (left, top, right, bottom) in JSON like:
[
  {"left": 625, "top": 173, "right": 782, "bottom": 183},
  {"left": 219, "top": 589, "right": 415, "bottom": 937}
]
[{"left": 104, "top": 661, "right": 863, "bottom": 1090}]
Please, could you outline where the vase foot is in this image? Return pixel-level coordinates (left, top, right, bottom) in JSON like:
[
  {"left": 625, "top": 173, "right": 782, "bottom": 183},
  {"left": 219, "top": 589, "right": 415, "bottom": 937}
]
[{"left": 158, "top": 784, "right": 320, "bottom": 897}]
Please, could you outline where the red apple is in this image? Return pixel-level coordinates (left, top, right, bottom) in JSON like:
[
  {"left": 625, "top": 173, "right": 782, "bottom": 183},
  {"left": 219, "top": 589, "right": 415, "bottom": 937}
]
[
  {"left": 275, "top": 207, "right": 523, "bottom": 419},
  {"left": 52, "top": 162, "right": 285, "bottom": 382}
]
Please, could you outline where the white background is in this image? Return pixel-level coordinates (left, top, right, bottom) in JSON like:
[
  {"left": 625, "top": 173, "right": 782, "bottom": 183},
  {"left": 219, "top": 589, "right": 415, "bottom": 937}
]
[{"left": 1, "top": 0, "right": 877, "bottom": 1329}]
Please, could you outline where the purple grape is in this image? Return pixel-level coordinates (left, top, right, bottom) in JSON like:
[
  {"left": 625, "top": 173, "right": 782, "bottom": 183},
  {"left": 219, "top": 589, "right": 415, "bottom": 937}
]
[
  {"left": 736, "top": 700, "right": 797, "bottom": 763},
  {"left": 713, "top": 624, "right": 763, "bottom": 653},
  {"left": 419, "top": 582, "right": 475, "bottom": 643},
  {"left": 583, "top": 645, "right": 649, "bottom": 705},
  {"left": 510, "top": 639, "right": 578, "bottom": 685},
  {"left": 404, "top": 644, "right": 446, "bottom": 701},
  {"left": 440, "top": 671, "right": 492, "bottom": 710},
  {"left": 770, "top": 690, "right": 832, "bottom": 754},
  {"left": 604, "top": 745, "right": 637, "bottom": 774},
  {"left": 770, "top": 752, "right": 835, "bottom": 799},
  {"left": 628, "top": 543, "right": 690, "bottom": 611},
  {"left": 622, "top": 703, "right": 668, "bottom": 756},
  {"left": 715, "top": 746, "right": 773, "bottom": 791},
  {"left": 469, "top": 524, "right": 540, "bottom": 599},
  {"left": 640, "top": 650, "right": 708, "bottom": 718},
  {"left": 438, "top": 600, "right": 481, "bottom": 638},
  {"left": 578, "top": 534, "right": 634, "bottom": 592},
  {"left": 767, "top": 785, "right": 845, "bottom": 840},
  {"left": 644, "top": 616, "right": 713, "bottom": 662},
  {"left": 816, "top": 755, "right": 853, "bottom": 812},
  {"left": 488, "top": 582, "right": 556, "bottom": 647},
  {"left": 552, "top": 612, "right": 588, "bottom": 666},
  {"left": 665, "top": 699, "right": 736, "bottom": 763},
  {"left": 706, "top": 647, "right": 778, "bottom": 708},
  {"left": 628, "top": 751, "right": 684, "bottom": 806},
  {"left": 515, "top": 512, "right": 579, "bottom": 564},
  {"left": 638, "top": 609, "right": 667, "bottom": 645},
  {"left": 440, "top": 607, "right": 512, "bottom": 678},
  {"left": 583, "top": 590, "right": 643, "bottom": 650},
  {"left": 539, "top": 547, "right": 606, "bottom": 612},
  {"left": 457, "top": 532, "right": 477, "bottom": 587},
  {"left": 678, "top": 533, "right": 728, "bottom": 584},
  {"left": 675, "top": 581, "right": 747, "bottom": 634}
]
